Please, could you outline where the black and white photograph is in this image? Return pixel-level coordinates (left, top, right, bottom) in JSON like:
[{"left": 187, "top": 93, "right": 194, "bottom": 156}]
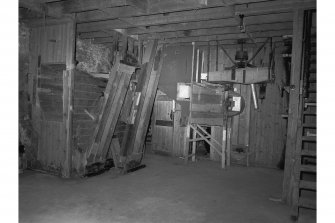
[{"left": 1, "top": 0, "right": 331, "bottom": 222}]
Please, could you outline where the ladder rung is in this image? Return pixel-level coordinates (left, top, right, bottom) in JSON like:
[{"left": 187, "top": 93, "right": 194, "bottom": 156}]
[
  {"left": 299, "top": 197, "right": 316, "bottom": 210},
  {"left": 300, "top": 164, "right": 316, "bottom": 173},
  {"left": 302, "top": 123, "right": 316, "bottom": 128},
  {"left": 299, "top": 180, "right": 316, "bottom": 190},
  {"left": 302, "top": 136, "right": 316, "bottom": 142},
  {"left": 304, "top": 102, "right": 316, "bottom": 108},
  {"left": 303, "top": 111, "right": 316, "bottom": 115},
  {"left": 301, "top": 150, "right": 316, "bottom": 157}
]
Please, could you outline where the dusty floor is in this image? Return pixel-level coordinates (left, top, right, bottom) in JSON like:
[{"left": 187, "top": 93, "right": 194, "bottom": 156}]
[{"left": 19, "top": 154, "right": 315, "bottom": 223}]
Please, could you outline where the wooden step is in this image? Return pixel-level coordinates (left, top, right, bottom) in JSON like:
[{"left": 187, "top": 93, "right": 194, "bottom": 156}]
[
  {"left": 301, "top": 150, "right": 316, "bottom": 157},
  {"left": 300, "top": 164, "right": 316, "bottom": 173},
  {"left": 304, "top": 102, "right": 316, "bottom": 108},
  {"left": 303, "top": 111, "right": 316, "bottom": 115},
  {"left": 299, "top": 197, "right": 316, "bottom": 210},
  {"left": 302, "top": 123, "right": 316, "bottom": 128},
  {"left": 299, "top": 180, "right": 316, "bottom": 190},
  {"left": 302, "top": 136, "right": 316, "bottom": 142}
]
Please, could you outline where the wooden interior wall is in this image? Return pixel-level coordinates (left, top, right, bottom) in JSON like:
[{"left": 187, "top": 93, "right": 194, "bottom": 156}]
[
  {"left": 248, "top": 46, "right": 288, "bottom": 168},
  {"left": 29, "top": 20, "right": 75, "bottom": 176},
  {"left": 200, "top": 41, "right": 287, "bottom": 168}
]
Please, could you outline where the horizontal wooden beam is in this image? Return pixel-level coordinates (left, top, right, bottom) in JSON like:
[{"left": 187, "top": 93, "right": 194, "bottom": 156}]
[
  {"left": 75, "top": 0, "right": 307, "bottom": 28},
  {"left": 160, "top": 29, "right": 292, "bottom": 44},
  {"left": 77, "top": 6, "right": 234, "bottom": 26},
  {"left": 93, "top": 29, "right": 291, "bottom": 45},
  {"left": 127, "top": 12, "right": 293, "bottom": 35},
  {"left": 45, "top": 0, "right": 128, "bottom": 15},
  {"left": 141, "top": 22, "right": 292, "bottom": 40},
  {"left": 78, "top": 11, "right": 292, "bottom": 33},
  {"left": 164, "top": 37, "right": 284, "bottom": 48},
  {"left": 46, "top": 0, "right": 231, "bottom": 16},
  {"left": 77, "top": 19, "right": 130, "bottom": 32},
  {"left": 234, "top": 0, "right": 316, "bottom": 15}
]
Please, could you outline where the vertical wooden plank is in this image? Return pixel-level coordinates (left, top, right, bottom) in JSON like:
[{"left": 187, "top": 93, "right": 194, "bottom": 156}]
[
  {"left": 184, "top": 124, "right": 190, "bottom": 163},
  {"left": 221, "top": 125, "right": 226, "bottom": 168},
  {"left": 226, "top": 117, "right": 232, "bottom": 166},
  {"left": 63, "top": 18, "right": 76, "bottom": 178},
  {"left": 173, "top": 103, "right": 181, "bottom": 156},
  {"left": 210, "top": 126, "right": 222, "bottom": 161},
  {"left": 282, "top": 10, "right": 304, "bottom": 205},
  {"left": 231, "top": 85, "right": 241, "bottom": 146},
  {"left": 191, "top": 128, "right": 196, "bottom": 162},
  {"left": 131, "top": 43, "right": 165, "bottom": 157}
]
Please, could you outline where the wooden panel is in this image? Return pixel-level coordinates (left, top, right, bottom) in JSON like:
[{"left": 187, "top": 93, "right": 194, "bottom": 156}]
[
  {"left": 210, "top": 126, "right": 223, "bottom": 161},
  {"left": 208, "top": 67, "right": 270, "bottom": 84},
  {"left": 38, "top": 63, "right": 65, "bottom": 122},
  {"left": 172, "top": 103, "right": 186, "bottom": 157},
  {"left": 37, "top": 120, "right": 65, "bottom": 173},
  {"left": 32, "top": 23, "right": 73, "bottom": 64},
  {"left": 152, "top": 99, "right": 174, "bottom": 153}
]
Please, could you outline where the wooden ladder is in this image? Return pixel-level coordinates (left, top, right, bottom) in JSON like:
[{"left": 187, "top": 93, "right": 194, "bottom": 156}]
[{"left": 291, "top": 9, "right": 316, "bottom": 220}]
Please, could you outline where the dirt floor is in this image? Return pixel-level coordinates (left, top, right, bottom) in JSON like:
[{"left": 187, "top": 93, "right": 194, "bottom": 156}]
[{"left": 19, "top": 153, "right": 315, "bottom": 223}]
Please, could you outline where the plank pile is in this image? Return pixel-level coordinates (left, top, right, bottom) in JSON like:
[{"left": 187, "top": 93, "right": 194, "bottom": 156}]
[{"left": 85, "top": 40, "right": 165, "bottom": 174}]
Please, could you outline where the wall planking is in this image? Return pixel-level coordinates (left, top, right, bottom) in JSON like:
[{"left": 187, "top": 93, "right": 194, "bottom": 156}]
[{"left": 29, "top": 19, "right": 76, "bottom": 177}]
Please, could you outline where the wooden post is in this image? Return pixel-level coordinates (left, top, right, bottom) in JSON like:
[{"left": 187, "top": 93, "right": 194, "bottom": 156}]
[
  {"left": 62, "top": 17, "right": 76, "bottom": 178},
  {"left": 138, "top": 39, "right": 143, "bottom": 64},
  {"left": 226, "top": 117, "right": 232, "bottom": 167},
  {"left": 192, "top": 127, "right": 196, "bottom": 162},
  {"left": 184, "top": 124, "right": 190, "bottom": 164},
  {"left": 282, "top": 10, "right": 304, "bottom": 205},
  {"left": 221, "top": 127, "right": 226, "bottom": 169}
]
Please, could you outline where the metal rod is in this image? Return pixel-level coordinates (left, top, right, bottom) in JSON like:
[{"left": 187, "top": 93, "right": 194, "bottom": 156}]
[{"left": 250, "top": 84, "right": 258, "bottom": 109}]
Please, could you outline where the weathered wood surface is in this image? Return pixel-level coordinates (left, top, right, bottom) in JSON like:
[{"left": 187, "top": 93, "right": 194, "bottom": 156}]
[
  {"left": 120, "top": 39, "right": 161, "bottom": 162},
  {"left": 38, "top": 63, "right": 65, "bottom": 122},
  {"left": 86, "top": 61, "right": 135, "bottom": 165},
  {"left": 131, "top": 43, "right": 165, "bottom": 158},
  {"left": 152, "top": 98, "right": 174, "bottom": 153},
  {"left": 282, "top": 10, "right": 305, "bottom": 205},
  {"left": 208, "top": 67, "right": 269, "bottom": 84},
  {"left": 29, "top": 19, "right": 76, "bottom": 177},
  {"left": 62, "top": 69, "right": 74, "bottom": 177}
]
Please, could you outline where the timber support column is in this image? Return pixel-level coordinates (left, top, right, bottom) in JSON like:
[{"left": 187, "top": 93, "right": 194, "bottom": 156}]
[
  {"left": 62, "top": 16, "right": 76, "bottom": 178},
  {"left": 282, "top": 10, "right": 304, "bottom": 205}
]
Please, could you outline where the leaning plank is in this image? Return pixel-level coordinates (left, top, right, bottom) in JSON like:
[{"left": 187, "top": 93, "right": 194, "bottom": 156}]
[
  {"left": 131, "top": 43, "right": 165, "bottom": 157},
  {"left": 85, "top": 57, "right": 120, "bottom": 161},
  {"left": 94, "top": 63, "right": 135, "bottom": 163},
  {"left": 120, "top": 40, "right": 158, "bottom": 159},
  {"left": 85, "top": 55, "right": 135, "bottom": 165}
]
